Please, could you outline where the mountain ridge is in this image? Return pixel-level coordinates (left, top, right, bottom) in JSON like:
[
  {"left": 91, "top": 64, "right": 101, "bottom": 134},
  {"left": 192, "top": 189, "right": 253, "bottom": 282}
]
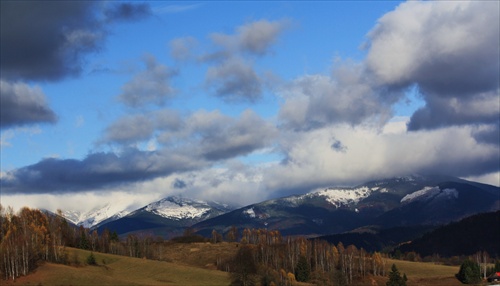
[{"left": 192, "top": 174, "right": 499, "bottom": 237}]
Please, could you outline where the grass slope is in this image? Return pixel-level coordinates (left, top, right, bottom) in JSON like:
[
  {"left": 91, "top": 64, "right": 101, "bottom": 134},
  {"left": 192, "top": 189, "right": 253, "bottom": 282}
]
[
  {"left": 5, "top": 247, "right": 230, "bottom": 286},
  {"left": 4, "top": 244, "right": 465, "bottom": 286},
  {"left": 382, "top": 259, "right": 461, "bottom": 286}
]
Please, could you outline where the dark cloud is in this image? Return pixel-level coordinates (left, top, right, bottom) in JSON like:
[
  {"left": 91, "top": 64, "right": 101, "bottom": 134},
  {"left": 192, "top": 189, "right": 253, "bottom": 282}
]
[
  {"left": 118, "top": 55, "right": 177, "bottom": 107},
  {"left": 205, "top": 57, "right": 262, "bottom": 103},
  {"left": 1, "top": 1, "right": 100, "bottom": 81},
  {"left": 104, "top": 3, "right": 151, "bottom": 23},
  {"left": 0, "top": 80, "right": 57, "bottom": 129},
  {"left": 471, "top": 125, "right": 500, "bottom": 146},
  {"left": 3, "top": 108, "right": 277, "bottom": 194},
  {"left": 0, "top": 1, "right": 151, "bottom": 81},
  {"left": 366, "top": 1, "right": 499, "bottom": 130},
  {"left": 1, "top": 148, "right": 207, "bottom": 194},
  {"left": 172, "top": 178, "right": 187, "bottom": 189},
  {"left": 407, "top": 92, "right": 499, "bottom": 131}
]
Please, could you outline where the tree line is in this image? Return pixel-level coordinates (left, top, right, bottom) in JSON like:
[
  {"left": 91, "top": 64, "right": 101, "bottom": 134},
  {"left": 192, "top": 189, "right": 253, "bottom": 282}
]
[{"left": 213, "top": 228, "right": 389, "bottom": 285}]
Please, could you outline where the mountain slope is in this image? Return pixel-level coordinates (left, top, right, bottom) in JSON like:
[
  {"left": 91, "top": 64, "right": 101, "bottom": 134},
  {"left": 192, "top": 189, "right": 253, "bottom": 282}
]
[
  {"left": 397, "top": 211, "right": 500, "bottom": 257},
  {"left": 316, "top": 225, "right": 436, "bottom": 253},
  {"left": 193, "top": 175, "right": 499, "bottom": 237},
  {"left": 61, "top": 200, "right": 136, "bottom": 228},
  {"left": 96, "top": 196, "right": 234, "bottom": 238},
  {"left": 376, "top": 181, "right": 499, "bottom": 227}
]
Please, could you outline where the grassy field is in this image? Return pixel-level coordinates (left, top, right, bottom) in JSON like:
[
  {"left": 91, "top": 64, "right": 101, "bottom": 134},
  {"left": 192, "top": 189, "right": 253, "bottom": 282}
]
[
  {"left": 374, "top": 259, "right": 462, "bottom": 286},
  {"left": 4, "top": 247, "right": 230, "bottom": 286},
  {"left": 3, "top": 244, "right": 470, "bottom": 286}
]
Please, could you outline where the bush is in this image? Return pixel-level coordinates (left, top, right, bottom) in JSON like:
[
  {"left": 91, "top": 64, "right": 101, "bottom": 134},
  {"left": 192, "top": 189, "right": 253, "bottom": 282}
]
[
  {"left": 456, "top": 259, "right": 481, "bottom": 284},
  {"left": 86, "top": 252, "right": 97, "bottom": 265}
]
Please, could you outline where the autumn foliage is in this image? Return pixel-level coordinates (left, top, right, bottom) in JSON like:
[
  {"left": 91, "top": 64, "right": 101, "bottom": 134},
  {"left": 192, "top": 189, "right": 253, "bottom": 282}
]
[{"left": 0, "top": 205, "right": 68, "bottom": 280}]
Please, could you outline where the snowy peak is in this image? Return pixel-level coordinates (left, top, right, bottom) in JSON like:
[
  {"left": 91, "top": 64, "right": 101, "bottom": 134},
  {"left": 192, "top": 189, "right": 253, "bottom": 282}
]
[
  {"left": 133, "top": 195, "right": 234, "bottom": 221},
  {"left": 95, "top": 196, "right": 236, "bottom": 238},
  {"left": 62, "top": 202, "right": 134, "bottom": 228},
  {"left": 143, "top": 196, "right": 229, "bottom": 220}
]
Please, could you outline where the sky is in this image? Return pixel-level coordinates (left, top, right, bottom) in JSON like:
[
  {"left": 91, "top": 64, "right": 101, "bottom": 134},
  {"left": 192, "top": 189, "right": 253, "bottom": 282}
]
[{"left": 1, "top": 1, "right": 499, "bottom": 213}]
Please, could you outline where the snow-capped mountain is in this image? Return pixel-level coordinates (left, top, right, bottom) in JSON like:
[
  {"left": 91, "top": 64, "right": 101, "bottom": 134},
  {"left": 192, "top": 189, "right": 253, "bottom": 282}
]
[
  {"left": 143, "top": 196, "right": 231, "bottom": 220},
  {"left": 96, "top": 196, "right": 235, "bottom": 238},
  {"left": 193, "top": 175, "right": 499, "bottom": 237},
  {"left": 61, "top": 202, "right": 136, "bottom": 228}
]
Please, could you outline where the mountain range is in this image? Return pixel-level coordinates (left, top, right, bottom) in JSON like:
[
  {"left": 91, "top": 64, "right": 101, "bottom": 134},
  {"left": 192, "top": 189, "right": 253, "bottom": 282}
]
[
  {"left": 59, "top": 174, "right": 499, "bottom": 241},
  {"left": 192, "top": 175, "right": 499, "bottom": 237}
]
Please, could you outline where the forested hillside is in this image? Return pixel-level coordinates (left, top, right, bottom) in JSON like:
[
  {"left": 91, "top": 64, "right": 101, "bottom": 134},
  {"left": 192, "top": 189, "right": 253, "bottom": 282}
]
[{"left": 397, "top": 211, "right": 500, "bottom": 257}]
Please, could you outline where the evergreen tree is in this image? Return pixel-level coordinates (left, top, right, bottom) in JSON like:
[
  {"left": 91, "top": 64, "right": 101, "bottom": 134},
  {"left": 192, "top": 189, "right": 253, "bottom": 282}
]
[
  {"left": 456, "top": 259, "right": 481, "bottom": 284},
  {"left": 230, "top": 246, "right": 258, "bottom": 286},
  {"left": 295, "top": 255, "right": 311, "bottom": 282},
  {"left": 386, "top": 264, "right": 407, "bottom": 286},
  {"left": 86, "top": 252, "right": 97, "bottom": 265}
]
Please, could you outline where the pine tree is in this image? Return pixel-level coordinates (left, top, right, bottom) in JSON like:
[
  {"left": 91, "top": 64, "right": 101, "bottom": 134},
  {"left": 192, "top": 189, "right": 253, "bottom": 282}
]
[
  {"left": 295, "top": 255, "right": 311, "bottom": 282},
  {"left": 456, "top": 259, "right": 481, "bottom": 284},
  {"left": 86, "top": 252, "right": 97, "bottom": 265},
  {"left": 386, "top": 264, "right": 407, "bottom": 286}
]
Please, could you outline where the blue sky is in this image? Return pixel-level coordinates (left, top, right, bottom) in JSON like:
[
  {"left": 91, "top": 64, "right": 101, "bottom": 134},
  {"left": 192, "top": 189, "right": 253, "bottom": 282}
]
[{"left": 1, "top": 1, "right": 499, "bottom": 212}]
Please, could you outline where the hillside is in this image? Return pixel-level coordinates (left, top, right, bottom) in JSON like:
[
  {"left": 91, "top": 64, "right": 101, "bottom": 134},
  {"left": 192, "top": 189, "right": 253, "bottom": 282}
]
[
  {"left": 397, "top": 211, "right": 500, "bottom": 257},
  {"left": 317, "top": 225, "right": 435, "bottom": 253},
  {"left": 3, "top": 247, "right": 230, "bottom": 286}
]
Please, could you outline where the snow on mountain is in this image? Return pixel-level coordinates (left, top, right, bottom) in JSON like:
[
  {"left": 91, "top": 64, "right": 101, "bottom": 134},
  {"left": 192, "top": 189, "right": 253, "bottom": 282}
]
[
  {"left": 401, "top": 186, "right": 459, "bottom": 204},
  {"left": 145, "top": 197, "right": 209, "bottom": 220},
  {"left": 141, "top": 196, "right": 233, "bottom": 220},
  {"left": 62, "top": 201, "right": 136, "bottom": 228},
  {"left": 311, "top": 186, "right": 373, "bottom": 207},
  {"left": 244, "top": 207, "right": 256, "bottom": 218}
]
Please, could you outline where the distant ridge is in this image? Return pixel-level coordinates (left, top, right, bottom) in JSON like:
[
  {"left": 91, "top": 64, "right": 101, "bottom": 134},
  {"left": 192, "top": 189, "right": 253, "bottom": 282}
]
[{"left": 193, "top": 175, "right": 499, "bottom": 237}]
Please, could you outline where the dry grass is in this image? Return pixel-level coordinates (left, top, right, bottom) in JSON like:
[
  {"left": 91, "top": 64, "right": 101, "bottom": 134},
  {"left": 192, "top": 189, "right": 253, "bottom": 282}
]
[
  {"left": 4, "top": 247, "right": 230, "bottom": 286},
  {"left": 3, "top": 244, "right": 470, "bottom": 286},
  {"left": 383, "top": 259, "right": 462, "bottom": 286},
  {"left": 161, "top": 241, "right": 240, "bottom": 269}
]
